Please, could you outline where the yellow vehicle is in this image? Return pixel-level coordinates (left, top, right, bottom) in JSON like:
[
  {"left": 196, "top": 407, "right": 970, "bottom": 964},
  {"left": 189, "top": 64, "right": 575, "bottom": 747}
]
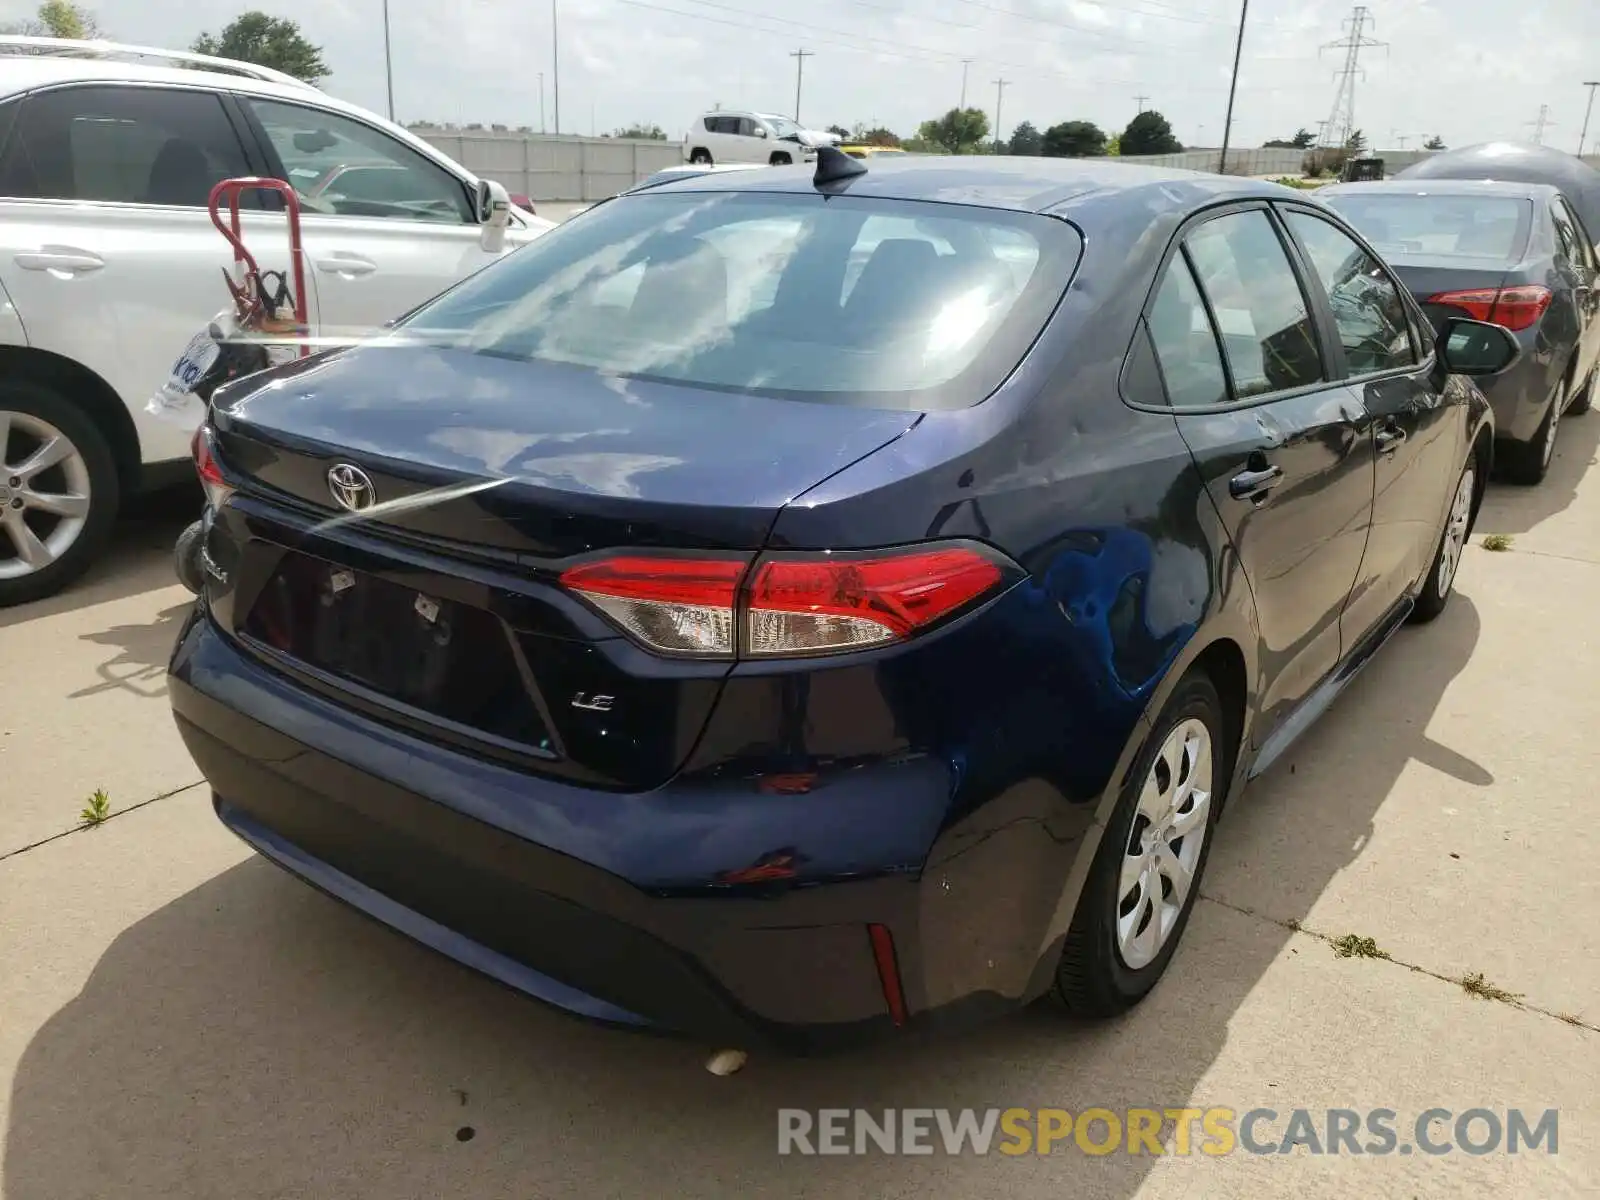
[{"left": 839, "top": 144, "right": 909, "bottom": 160}]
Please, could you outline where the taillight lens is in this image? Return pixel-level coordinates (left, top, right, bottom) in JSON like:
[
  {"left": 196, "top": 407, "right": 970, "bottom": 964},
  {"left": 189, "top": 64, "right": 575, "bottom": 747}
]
[
  {"left": 746, "top": 546, "right": 1004, "bottom": 656},
  {"left": 191, "top": 425, "right": 235, "bottom": 510},
  {"left": 559, "top": 555, "right": 748, "bottom": 656},
  {"left": 1427, "top": 285, "right": 1551, "bottom": 332},
  {"left": 560, "top": 543, "right": 1010, "bottom": 660}
]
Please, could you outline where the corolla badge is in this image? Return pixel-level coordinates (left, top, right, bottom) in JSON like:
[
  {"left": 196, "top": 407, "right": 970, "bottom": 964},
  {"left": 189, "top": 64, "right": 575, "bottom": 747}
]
[{"left": 327, "top": 463, "right": 376, "bottom": 512}]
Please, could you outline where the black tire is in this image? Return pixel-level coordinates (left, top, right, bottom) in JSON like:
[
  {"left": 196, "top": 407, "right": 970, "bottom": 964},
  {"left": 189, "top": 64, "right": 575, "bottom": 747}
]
[
  {"left": 1054, "top": 672, "right": 1227, "bottom": 1017},
  {"left": 1504, "top": 375, "right": 1567, "bottom": 485},
  {"left": 769, "top": 152, "right": 792, "bottom": 166},
  {"left": 174, "top": 518, "right": 206, "bottom": 595},
  {"left": 1410, "top": 455, "right": 1477, "bottom": 624},
  {"left": 689, "top": 148, "right": 713, "bottom": 164},
  {"left": 0, "top": 380, "right": 120, "bottom": 608}
]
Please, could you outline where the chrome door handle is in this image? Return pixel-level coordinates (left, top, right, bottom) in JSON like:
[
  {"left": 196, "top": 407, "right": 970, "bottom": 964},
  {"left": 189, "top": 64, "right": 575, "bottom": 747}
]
[
  {"left": 14, "top": 248, "right": 104, "bottom": 274},
  {"left": 1375, "top": 423, "right": 1408, "bottom": 454},
  {"left": 316, "top": 255, "right": 378, "bottom": 277},
  {"left": 1229, "top": 463, "right": 1283, "bottom": 501}
]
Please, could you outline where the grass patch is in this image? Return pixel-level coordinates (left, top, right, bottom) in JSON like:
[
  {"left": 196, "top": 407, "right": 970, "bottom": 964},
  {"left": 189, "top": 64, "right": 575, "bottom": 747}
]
[
  {"left": 1332, "top": 933, "right": 1390, "bottom": 960},
  {"left": 1271, "top": 176, "right": 1322, "bottom": 190},
  {"left": 1557, "top": 1011, "right": 1584, "bottom": 1027},
  {"left": 79, "top": 788, "right": 111, "bottom": 828},
  {"left": 1459, "top": 972, "right": 1522, "bottom": 1003},
  {"left": 1481, "top": 533, "right": 1514, "bottom": 552}
]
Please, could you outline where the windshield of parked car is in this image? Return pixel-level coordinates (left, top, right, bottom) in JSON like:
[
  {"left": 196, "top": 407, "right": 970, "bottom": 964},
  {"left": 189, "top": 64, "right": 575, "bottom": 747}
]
[
  {"left": 764, "top": 117, "right": 805, "bottom": 139},
  {"left": 399, "top": 191, "right": 1080, "bottom": 411},
  {"left": 1322, "top": 193, "right": 1533, "bottom": 264}
]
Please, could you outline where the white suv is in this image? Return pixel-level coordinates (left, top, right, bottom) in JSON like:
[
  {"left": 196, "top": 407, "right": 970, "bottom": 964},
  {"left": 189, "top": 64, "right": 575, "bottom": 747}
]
[
  {"left": 682, "top": 111, "right": 826, "bottom": 166},
  {"left": 0, "top": 38, "right": 554, "bottom": 605}
]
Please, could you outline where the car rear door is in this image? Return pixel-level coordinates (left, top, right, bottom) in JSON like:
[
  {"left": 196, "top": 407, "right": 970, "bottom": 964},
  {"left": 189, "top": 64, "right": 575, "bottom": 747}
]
[
  {"left": 1278, "top": 205, "right": 1458, "bottom": 644},
  {"left": 1551, "top": 195, "right": 1600, "bottom": 388},
  {"left": 0, "top": 82, "right": 296, "bottom": 466},
  {"left": 238, "top": 95, "right": 504, "bottom": 333},
  {"left": 1147, "top": 205, "right": 1374, "bottom": 743}
]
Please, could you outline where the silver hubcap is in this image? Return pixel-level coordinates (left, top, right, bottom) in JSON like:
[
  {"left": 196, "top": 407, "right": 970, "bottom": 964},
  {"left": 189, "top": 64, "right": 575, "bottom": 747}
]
[
  {"left": 1543, "top": 384, "right": 1564, "bottom": 467},
  {"left": 0, "top": 411, "right": 92, "bottom": 581},
  {"left": 1118, "top": 717, "right": 1213, "bottom": 970},
  {"left": 1436, "top": 466, "right": 1475, "bottom": 599}
]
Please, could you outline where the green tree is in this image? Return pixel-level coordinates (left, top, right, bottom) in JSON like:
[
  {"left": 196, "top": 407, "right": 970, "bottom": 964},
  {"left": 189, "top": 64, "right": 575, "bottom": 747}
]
[
  {"left": 192, "top": 12, "right": 330, "bottom": 84},
  {"left": 1345, "top": 128, "right": 1367, "bottom": 151},
  {"left": 1007, "top": 121, "right": 1042, "bottom": 156},
  {"left": 2, "top": 1, "right": 103, "bottom": 38},
  {"left": 860, "top": 126, "right": 900, "bottom": 147},
  {"left": 1423, "top": 134, "right": 1447, "bottom": 150},
  {"left": 614, "top": 124, "right": 666, "bottom": 140},
  {"left": 826, "top": 124, "right": 851, "bottom": 139},
  {"left": 1120, "top": 109, "right": 1183, "bottom": 156},
  {"left": 1041, "top": 120, "right": 1107, "bottom": 158},
  {"left": 1264, "top": 127, "right": 1317, "bottom": 149},
  {"left": 1106, "top": 133, "right": 1121, "bottom": 156},
  {"left": 916, "top": 107, "right": 990, "bottom": 154}
]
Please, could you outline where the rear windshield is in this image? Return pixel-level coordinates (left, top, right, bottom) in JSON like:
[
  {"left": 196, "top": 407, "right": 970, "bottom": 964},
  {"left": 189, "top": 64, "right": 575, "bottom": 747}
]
[
  {"left": 400, "top": 191, "right": 1081, "bottom": 411},
  {"left": 1322, "top": 193, "right": 1533, "bottom": 264}
]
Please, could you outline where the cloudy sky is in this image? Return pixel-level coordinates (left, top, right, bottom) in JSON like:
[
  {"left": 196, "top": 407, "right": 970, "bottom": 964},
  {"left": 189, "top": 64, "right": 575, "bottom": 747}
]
[{"left": 14, "top": 0, "right": 1600, "bottom": 151}]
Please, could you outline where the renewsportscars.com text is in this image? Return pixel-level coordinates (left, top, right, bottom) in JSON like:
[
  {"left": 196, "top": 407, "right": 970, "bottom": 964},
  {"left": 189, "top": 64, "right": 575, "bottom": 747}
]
[{"left": 777, "top": 1107, "right": 1559, "bottom": 1157}]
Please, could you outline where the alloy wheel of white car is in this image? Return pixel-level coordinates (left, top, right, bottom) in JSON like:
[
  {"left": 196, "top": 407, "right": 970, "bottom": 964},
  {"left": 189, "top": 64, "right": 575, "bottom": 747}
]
[{"left": 0, "top": 410, "right": 93, "bottom": 582}]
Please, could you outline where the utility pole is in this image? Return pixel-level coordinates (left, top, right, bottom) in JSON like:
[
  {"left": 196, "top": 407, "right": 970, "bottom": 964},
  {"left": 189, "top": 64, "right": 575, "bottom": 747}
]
[
  {"left": 1529, "top": 104, "right": 1553, "bottom": 145},
  {"left": 539, "top": 72, "right": 546, "bottom": 134},
  {"left": 1134, "top": 94, "right": 1149, "bottom": 114},
  {"left": 1395, "top": 133, "right": 1410, "bottom": 150},
  {"left": 551, "top": 0, "right": 561, "bottom": 135},
  {"left": 960, "top": 59, "right": 973, "bottom": 109},
  {"left": 1580, "top": 81, "right": 1600, "bottom": 158},
  {"left": 1320, "top": 5, "right": 1386, "bottom": 149},
  {"left": 790, "top": 49, "right": 814, "bottom": 122},
  {"left": 992, "top": 78, "right": 1009, "bottom": 153},
  {"left": 1218, "top": 0, "right": 1248, "bottom": 175},
  {"left": 379, "top": 0, "right": 395, "bottom": 120}
]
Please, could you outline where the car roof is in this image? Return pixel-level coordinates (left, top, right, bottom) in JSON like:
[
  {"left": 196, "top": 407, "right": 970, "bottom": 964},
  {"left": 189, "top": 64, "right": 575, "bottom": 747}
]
[
  {"left": 632, "top": 154, "right": 1307, "bottom": 218},
  {"left": 1320, "top": 178, "right": 1560, "bottom": 201}
]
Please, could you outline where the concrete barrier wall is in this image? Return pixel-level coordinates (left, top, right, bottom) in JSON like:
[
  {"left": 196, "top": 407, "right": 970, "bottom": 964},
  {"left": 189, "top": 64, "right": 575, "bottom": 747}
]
[
  {"left": 410, "top": 129, "right": 683, "bottom": 201},
  {"left": 412, "top": 129, "right": 1600, "bottom": 199}
]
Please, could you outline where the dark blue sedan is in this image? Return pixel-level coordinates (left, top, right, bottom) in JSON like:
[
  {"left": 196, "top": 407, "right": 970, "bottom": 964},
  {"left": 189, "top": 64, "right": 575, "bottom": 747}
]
[{"left": 168, "top": 151, "right": 1521, "bottom": 1051}]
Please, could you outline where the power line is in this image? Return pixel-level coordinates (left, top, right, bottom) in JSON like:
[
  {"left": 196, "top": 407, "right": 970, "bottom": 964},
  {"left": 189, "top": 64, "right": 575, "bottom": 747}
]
[
  {"left": 789, "top": 48, "right": 813, "bottom": 122},
  {"left": 1319, "top": 5, "right": 1385, "bottom": 149}
]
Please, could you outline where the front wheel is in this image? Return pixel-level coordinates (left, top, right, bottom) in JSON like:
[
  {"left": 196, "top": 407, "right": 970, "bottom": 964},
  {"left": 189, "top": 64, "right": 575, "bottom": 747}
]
[
  {"left": 1411, "top": 457, "right": 1475, "bottom": 624},
  {"left": 0, "top": 381, "right": 119, "bottom": 608},
  {"left": 769, "top": 152, "right": 792, "bottom": 166},
  {"left": 1054, "top": 672, "right": 1225, "bottom": 1016}
]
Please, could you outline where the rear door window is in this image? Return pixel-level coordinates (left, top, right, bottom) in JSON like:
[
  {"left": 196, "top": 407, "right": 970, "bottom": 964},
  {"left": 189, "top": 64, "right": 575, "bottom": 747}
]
[
  {"left": 1182, "top": 210, "right": 1326, "bottom": 398},
  {"left": 1146, "top": 253, "right": 1229, "bottom": 407},
  {"left": 1552, "top": 198, "right": 1597, "bottom": 272},
  {"left": 0, "top": 85, "right": 249, "bottom": 205}
]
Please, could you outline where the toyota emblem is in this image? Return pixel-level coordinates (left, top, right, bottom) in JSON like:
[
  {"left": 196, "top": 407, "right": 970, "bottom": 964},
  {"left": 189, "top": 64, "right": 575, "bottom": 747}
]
[{"left": 327, "top": 463, "right": 376, "bottom": 512}]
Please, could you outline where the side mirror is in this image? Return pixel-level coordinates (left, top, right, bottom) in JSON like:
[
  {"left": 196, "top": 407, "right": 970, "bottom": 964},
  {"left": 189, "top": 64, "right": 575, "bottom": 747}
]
[
  {"left": 1438, "top": 317, "right": 1522, "bottom": 377},
  {"left": 754, "top": 126, "right": 769, "bottom": 138},
  {"left": 476, "top": 179, "right": 512, "bottom": 253}
]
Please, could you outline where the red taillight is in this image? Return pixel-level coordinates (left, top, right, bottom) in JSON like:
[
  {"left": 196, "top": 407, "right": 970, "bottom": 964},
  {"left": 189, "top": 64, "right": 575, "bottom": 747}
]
[
  {"left": 191, "top": 425, "right": 234, "bottom": 510},
  {"left": 560, "top": 543, "right": 1009, "bottom": 659},
  {"left": 1427, "top": 284, "right": 1552, "bottom": 332},
  {"left": 746, "top": 546, "right": 1004, "bottom": 656},
  {"left": 559, "top": 555, "right": 748, "bottom": 656}
]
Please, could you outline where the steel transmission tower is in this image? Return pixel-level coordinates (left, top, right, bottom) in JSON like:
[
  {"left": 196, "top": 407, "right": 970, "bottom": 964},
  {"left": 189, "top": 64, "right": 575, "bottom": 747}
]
[
  {"left": 1320, "top": 6, "right": 1385, "bottom": 149},
  {"left": 1529, "top": 104, "right": 1553, "bottom": 145}
]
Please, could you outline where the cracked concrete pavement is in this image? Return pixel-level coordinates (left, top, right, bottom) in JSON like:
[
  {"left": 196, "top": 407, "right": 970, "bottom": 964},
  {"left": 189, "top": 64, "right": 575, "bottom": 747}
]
[{"left": 3, "top": 417, "right": 1599, "bottom": 1198}]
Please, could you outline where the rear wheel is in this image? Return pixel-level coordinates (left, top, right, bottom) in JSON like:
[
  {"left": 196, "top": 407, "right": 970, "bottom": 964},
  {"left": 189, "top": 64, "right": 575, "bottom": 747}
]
[
  {"left": 1054, "top": 673, "right": 1225, "bottom": 1016},
  {"left": 689, "top": 148, "right": 713, "bottom": 164},
  {"left": 1569, "top": 363, "right": 1595, "bottom": 415},
  {"left": 1504, "top": 375, "right": 1567, "bottom": 485},
  {"left": 1411, "top": 457, "right": 1475, "bottom": 624},
  {"left": 0, "top": 381, "right": 119, "bottom": 608}
]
